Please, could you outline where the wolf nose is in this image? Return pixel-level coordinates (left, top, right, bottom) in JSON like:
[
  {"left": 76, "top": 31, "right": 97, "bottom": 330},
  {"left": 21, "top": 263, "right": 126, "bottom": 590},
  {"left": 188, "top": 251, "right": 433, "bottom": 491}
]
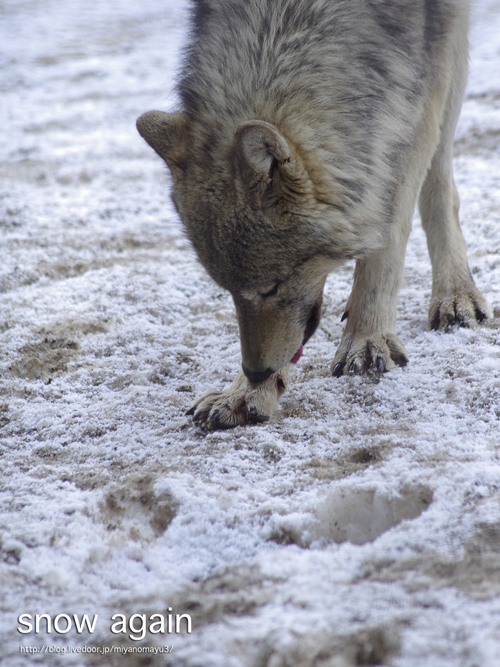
[{"left": 242, "top": 364, "right": 274, "bottom": 383}]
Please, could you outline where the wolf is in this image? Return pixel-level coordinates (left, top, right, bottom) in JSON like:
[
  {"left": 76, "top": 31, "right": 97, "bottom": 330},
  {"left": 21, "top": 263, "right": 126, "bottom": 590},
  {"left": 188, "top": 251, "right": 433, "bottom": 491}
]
[{"left": 137, "top": 0, "right": 490, "bottom": 430}]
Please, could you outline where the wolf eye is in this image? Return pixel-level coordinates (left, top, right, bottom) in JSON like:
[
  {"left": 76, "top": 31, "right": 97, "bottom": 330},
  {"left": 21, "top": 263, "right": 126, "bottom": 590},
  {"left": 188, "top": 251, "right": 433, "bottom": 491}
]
[{"left": 260, "top": 284, "right": 279, "bottom": 298}]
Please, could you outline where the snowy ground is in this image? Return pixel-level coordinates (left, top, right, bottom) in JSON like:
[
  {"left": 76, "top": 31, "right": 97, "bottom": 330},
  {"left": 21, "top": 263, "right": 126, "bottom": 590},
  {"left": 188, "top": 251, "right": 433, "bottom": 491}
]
[{"left": 1, "top": 1, "right": 500, "bottom": 665}]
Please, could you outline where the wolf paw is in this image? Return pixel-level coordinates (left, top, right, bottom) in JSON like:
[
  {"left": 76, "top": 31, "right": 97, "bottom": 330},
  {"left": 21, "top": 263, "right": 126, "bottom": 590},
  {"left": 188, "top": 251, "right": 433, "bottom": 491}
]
[
  {"left": 331, "top": 333, "right": 408, "bottom": 377},
  {"left": 186, "top": 369, "right": 287, "bottom": 431},
  {"left": 429, "top": 290, "right": 491, "bottom": 331}
]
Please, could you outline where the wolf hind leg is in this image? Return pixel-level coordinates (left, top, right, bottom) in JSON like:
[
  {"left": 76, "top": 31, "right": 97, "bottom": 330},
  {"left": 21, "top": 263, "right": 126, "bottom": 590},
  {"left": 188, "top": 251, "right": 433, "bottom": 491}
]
[
  {"left": 419, "top": 167, "right": 490, "bottom": 329},
  {"left": 418, "top": 38, "right": 491, "bottom": 330},
  {"left": 187, "top": 366, "right": 288, "bottom": 430}
]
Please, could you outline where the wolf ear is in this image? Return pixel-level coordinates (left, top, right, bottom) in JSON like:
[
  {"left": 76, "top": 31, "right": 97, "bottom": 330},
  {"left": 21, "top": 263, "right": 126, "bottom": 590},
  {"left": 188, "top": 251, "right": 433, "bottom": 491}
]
[
  {"left": 236, "top": 120, "right": 292, "bottom": 176},
  {"left": 236, "top": 121, "right": 291, "bottom": 178},
  {"left": 136, "top": 111, "right": 189, "bottom": 173},
  {"left": 235, "top": 120, "right": 313, "bottom": 211}
]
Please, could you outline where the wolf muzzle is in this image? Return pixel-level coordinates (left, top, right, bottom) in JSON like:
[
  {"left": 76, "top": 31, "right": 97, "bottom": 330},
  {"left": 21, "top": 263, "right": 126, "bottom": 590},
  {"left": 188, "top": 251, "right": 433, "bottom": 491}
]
[{"left": 241, "top": 365, "right": 274, "bottom": 383}]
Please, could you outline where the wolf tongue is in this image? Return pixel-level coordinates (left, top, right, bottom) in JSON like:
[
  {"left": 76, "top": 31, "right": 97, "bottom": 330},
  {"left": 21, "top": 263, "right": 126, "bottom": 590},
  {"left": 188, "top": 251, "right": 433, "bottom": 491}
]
[{"left": 290, "top": 345, "right": 303, "bottom": 364}]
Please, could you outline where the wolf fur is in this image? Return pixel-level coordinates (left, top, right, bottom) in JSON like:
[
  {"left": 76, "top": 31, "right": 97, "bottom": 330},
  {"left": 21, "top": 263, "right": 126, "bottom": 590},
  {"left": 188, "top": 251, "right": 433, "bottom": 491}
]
[{"left": 137, "top": 0, "right": 490, "bottom": 430}]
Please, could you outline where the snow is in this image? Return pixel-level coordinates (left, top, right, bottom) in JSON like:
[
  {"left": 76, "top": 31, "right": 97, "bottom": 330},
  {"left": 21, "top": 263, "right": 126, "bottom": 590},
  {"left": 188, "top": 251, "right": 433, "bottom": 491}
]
[{"left": 1, "top": 0, "right": 500, "bottom": 665}]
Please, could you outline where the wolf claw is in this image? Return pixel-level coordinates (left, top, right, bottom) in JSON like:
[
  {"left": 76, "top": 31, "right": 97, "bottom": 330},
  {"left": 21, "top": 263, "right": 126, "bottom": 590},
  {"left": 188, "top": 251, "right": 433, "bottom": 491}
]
[
  {"left": 187, "top": 368, "right": 287, "bottom": 430},
  {"left": 332, "top": 333, "right": 408, "bottom": 377},
  {"left": 429, "top": 292, "right": 491, "bottom": 331}
]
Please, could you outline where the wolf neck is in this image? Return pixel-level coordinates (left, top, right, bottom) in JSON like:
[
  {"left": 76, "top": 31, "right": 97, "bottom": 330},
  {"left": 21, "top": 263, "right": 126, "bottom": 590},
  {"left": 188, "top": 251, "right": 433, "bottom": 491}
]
[{"left": 178, "top": 0, "right": 436, "bottom": 255}]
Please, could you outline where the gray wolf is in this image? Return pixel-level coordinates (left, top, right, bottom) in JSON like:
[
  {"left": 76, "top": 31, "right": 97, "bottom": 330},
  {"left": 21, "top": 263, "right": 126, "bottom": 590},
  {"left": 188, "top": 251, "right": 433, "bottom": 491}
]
[{"left": 137, "top": 0, "right": 490, "bottom": 430}]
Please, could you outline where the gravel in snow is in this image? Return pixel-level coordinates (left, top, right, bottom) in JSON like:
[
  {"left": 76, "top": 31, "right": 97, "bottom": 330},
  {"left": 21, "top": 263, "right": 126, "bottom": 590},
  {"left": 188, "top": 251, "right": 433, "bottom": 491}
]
[{"left": 1, "top": 0, "right": 500, "bottom": 665}]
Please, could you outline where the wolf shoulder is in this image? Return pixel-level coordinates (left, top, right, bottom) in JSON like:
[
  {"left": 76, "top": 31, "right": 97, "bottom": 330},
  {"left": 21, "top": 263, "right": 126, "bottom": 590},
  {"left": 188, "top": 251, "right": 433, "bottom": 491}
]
[
  {"left": 177, "top": 0, "right": 470, "bottom": 246},
  {"left": 182, "top": 0, "right": 470, "bottom": 106}
]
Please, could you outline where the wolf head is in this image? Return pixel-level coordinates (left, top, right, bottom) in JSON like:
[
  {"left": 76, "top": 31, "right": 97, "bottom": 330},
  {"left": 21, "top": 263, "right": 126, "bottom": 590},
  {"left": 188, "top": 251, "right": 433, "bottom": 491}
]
[{"left": 137, "top": 111, "right": 343, "bottom": 381}]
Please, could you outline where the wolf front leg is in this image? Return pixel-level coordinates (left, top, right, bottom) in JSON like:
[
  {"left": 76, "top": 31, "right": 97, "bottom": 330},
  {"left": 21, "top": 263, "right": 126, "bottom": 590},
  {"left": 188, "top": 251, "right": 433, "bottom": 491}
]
[
  {"left": 187, "top": 366, "right": 289, "bottom": 430},
  {"left": 332, "top": 224, "right": 410, "bottom": 377}
]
